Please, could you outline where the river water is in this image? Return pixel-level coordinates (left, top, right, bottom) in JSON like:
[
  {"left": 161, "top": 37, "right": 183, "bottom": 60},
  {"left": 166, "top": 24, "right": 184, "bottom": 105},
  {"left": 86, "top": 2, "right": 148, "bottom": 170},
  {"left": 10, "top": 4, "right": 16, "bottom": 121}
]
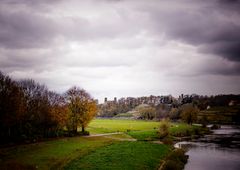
[{"left": 175, "top": 125, "right": 240, "bottom": 170}]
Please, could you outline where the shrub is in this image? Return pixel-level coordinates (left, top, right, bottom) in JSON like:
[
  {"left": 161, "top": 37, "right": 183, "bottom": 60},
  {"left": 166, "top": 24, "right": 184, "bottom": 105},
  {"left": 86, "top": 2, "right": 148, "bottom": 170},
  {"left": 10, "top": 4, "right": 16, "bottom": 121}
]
[
  {"left": 158, "top": 119, "right": 170, "bottom": 139},
  {"left": 160, "top": 149, "right": 188, "bottom": 170}
]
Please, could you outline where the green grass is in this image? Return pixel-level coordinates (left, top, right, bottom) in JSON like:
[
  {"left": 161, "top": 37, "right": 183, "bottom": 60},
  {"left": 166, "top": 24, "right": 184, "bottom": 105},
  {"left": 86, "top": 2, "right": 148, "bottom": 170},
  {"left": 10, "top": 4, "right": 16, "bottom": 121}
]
[
  {"left": 0, "top": 119, "right": 199, "bottom": 169},
  {"left": 126, "top": 124, "right": 202, "bottom": 141},
  {"left": 0, "top": 136, "right": 115, "bottom": 170},
  {"left": 104, "top": 133, "right": 135, "bottom": 140},
  {"left": 87, "top": 119, "right": 159, "bottom": 134},
  {"left": 126, "top": 130, "right": 158, "bottom": 141},
  {"left": 64, "top": 141, "right": 170, "bottom": 170},
  {"left": 169, "top": 123, "right": 198, "bottom": 137},
  {"left": 87, "top": 119, "right": 203, "bottom": 140}
]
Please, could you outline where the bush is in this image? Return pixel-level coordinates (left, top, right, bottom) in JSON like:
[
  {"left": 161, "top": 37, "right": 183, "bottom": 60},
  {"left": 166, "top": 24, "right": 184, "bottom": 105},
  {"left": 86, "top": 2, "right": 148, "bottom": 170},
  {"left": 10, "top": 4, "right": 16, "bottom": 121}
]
[
  {"left": 158, "top": 119, "right": 170, "bottom": 139},
  {"left": 161, "top": 137, "right": 173, "bottom": 145},
  {"left": 160, "top": 149, "right": 188, "bottom": 170},
  {"left": 180, "top": 104, "right": 199, "bottom": 124},
  {"left": 79, "top": 131, "right": 90, "bottom": 136}
]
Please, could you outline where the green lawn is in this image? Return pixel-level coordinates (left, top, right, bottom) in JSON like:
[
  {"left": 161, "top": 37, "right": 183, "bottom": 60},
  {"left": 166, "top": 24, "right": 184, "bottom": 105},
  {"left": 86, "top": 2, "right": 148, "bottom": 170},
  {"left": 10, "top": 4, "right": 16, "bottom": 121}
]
[
  {"left": 87, "top": 119, "right": 159, "bottom": 134},
  {"left": 64, "top": 141, "right": 170, "bottom": 170},
  {"left": 0, "top": 136, "right": 115, "bottom": 170},
  {"left": 88, "top": 119, "right": 203, "bottom": 141},
  {"left": 126, "top": 130, "right": 158, "bottom": 141},
  {"left": 0, "top": 119, "right": 196, "bottom": 169}
]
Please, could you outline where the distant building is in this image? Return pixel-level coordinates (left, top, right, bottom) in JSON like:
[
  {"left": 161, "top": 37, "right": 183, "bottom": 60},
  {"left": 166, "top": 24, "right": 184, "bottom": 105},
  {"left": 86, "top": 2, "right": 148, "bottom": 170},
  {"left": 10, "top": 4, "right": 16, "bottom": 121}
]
[{"left": 101, "top": 95, "right": 175, "bottom": 106}]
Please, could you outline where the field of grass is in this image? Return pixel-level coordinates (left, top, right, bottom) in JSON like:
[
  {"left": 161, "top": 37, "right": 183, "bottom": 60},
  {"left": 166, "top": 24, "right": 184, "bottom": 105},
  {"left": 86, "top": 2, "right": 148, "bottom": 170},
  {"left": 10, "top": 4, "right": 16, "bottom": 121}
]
[
  {"left": 0, "top": 119, "right": 196, "bottom": 169},
  {"left": 169, "top": 123, "right": 200, "bottom": 137},
  {"left": 88, "top": 119, "right": 203, "bottom": 141},
  {"left": 126, "top": 130, "right": 158, "bottom": 141},
  {"left": 0, "top": 136, "right": 115, "bottom": 169},
  {"left": 87, "top": 119, "right": 159, "bottom": 134},
  {"left": 64, "top": 141, "right": 170, "bottom": 170}
]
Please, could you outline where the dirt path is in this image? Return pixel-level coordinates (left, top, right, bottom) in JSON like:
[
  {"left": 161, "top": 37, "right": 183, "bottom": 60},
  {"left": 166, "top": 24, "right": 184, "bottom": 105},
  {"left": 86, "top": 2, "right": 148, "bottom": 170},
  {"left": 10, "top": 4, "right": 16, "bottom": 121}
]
[
  {"left": 84, "top": 132, "right": 137, "bottom": 141},
  {"left": 84, "top": 132, "right": 123, "bottom": 137}
]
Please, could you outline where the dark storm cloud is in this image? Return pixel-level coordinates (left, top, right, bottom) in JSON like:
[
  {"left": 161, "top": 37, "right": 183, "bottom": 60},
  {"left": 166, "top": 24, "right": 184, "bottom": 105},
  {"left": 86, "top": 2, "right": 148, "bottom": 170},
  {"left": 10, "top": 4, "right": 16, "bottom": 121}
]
[
  {"left": 0, "top": 10, "right": 58, "bottom": 48},
  {"left": 0, "top": 0, "right": 239, "bottom": 97},
  {"left": 0, "top": 0, "right": 141, "bottom": 49},
  {"left": 145, "top": 0, "right": 240, "bottom": 62},
  {"left": 202, "top": 60, "right": 240, "bottom": 76},
  {"left": 200, "top": 41, "right": 240, "bottom": 62}
]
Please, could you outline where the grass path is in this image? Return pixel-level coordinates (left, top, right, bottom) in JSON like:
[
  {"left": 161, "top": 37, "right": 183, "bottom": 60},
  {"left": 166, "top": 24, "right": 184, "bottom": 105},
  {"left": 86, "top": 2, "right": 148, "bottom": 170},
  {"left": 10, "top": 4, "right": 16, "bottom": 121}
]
[
  {"left": 0, "top": 136, "right": 115, "bottom": 170},
  {"left": 85, "top": 132, "right": 137, "bottom": 141},
  {"left": 64, "top": 141, "right": 170, "bottom": 170},
  {"left": 1, "top": 119, "right": 199, "bottom": 169}
]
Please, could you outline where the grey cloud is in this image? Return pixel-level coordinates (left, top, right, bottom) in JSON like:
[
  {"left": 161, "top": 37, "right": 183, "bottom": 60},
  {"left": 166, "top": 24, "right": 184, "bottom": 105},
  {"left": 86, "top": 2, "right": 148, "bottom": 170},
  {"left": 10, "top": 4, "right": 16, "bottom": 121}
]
[
  {"left": 200, "top": 41, "right": 240, "bottom": 62},
  {"left": 0, "top": 47, "right": 58, "bottom": 73},
  {"left": 143, "top": 0, "right": 240, "bottom": 62},
  {"left": 0, "top": 10, "right": 58, "bottom": 48},
  {"left": 0, "top": 0, "right": 239, "bottom": 98},
  {"left": 0, "top": 1, "right": 143, "bottom": 49},
  {"left": 200, "top": 60, "right": 240, "bottom": 76}
]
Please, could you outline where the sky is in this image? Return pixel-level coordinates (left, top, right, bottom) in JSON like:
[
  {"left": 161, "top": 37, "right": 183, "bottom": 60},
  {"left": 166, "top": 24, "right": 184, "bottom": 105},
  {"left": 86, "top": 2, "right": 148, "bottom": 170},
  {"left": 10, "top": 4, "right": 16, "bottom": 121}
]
[{"left": 0, "top": 0, "right": 240, "bottom": 102}]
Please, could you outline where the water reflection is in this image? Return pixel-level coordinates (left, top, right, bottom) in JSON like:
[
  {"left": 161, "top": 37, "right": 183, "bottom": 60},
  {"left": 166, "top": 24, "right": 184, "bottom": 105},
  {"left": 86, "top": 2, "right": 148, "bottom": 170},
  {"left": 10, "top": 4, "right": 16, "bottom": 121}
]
[{"left": 175, "top": 126, "right": 240, "bottom": 170}]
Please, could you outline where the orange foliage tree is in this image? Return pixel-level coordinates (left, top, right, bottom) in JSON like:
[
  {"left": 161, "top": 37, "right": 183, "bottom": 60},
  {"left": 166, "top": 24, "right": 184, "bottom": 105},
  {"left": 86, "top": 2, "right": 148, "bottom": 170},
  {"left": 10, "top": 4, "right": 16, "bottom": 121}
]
[{"left": 66, "top": 86, "right": 97, "bottom": 134}]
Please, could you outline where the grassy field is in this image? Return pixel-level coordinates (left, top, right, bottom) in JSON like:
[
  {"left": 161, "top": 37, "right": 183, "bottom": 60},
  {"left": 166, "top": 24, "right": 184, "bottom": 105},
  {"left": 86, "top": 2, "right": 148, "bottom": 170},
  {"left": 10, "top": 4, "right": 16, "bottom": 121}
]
[
  {"left": 87, "top": 119, "right": 159, "bottom": 134},
  {"left": 0, "top": 119, "right": 180, "bottom": 170},
  {"left": 65, "top": 141, "right": 170, "bottom": 170},
  {"left": 1, "top": 119, "right": 197, "bottom": 169},
  {"left": 0, "top": 136, "right": 115, "bottom": 169},
  {"left": 87, "top": 119, "right": 203, "bottom": 141}
]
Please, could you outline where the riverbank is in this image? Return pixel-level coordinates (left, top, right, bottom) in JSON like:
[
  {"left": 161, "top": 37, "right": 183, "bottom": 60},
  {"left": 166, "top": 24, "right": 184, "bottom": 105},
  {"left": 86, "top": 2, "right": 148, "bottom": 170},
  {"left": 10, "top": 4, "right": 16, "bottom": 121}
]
[
  {"left": 175, "top": 125, "right": 240, "bottom": 170},
  {"left": 0, "top": 119, "right": 210, "bottom": 169}
]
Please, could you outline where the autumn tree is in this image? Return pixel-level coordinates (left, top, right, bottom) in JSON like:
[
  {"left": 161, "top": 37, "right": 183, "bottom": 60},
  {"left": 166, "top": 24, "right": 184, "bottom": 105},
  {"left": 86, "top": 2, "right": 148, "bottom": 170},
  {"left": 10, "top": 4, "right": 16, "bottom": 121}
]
[
  {"left": 18, "top": 79, "right": 68, "bottom": 138},
  {"left": 180, "top": 104, "right": 199, "bottom": 124},
  {"left": 47, "top": 91, "right": 68, "bottom": 136},
  {"left": 0, "top": 72, "right": 26, "bottom": 141},
  {"left": 66, "top": 86, "right": 97, "bottom": 134}
]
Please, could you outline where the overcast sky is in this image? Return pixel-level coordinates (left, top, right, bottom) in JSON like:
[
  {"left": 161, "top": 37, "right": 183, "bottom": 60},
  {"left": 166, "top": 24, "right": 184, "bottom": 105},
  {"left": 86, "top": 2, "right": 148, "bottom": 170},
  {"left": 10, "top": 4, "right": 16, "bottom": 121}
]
[{"left": 0, "top": 0, "right": 240, "bottom": 102}]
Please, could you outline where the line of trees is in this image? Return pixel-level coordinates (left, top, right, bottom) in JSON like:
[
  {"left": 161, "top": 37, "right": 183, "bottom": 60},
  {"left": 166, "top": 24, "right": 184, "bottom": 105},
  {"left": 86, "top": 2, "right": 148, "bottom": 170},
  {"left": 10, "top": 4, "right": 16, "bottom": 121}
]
[{"left": 0, "top": 71, "right": 97, "bottom": 144}]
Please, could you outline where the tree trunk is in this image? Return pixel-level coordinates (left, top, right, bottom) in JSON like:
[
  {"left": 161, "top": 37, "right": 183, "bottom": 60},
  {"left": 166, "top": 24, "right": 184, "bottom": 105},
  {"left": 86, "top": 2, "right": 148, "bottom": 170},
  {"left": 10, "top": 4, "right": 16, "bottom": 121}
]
[{"left": 82, "top": 125, "right": 85, "bottom": 132}]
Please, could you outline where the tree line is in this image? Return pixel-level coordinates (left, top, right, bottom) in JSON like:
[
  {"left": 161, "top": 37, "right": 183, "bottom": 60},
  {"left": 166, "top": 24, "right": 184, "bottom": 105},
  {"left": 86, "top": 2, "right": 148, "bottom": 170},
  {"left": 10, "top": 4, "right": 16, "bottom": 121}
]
[{"left": 0, "top": 71, "right": 97, "bottom": 144}]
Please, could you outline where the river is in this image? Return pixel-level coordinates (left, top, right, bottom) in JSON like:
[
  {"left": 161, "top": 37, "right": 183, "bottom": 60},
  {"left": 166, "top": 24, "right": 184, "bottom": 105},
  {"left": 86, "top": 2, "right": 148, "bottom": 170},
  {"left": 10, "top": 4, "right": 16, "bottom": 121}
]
[{"left": 175, "top": 125, "right": 240, "bottom": 170}]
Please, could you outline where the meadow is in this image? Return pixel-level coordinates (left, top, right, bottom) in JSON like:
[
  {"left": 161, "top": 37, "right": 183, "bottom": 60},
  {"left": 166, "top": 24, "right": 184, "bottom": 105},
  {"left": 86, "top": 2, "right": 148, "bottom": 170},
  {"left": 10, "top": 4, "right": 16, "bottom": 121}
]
[
  {"left": 0, "top": 119, "right": 200, "bottom": 169},
  {"left": 87, "top": 119, "right": 203, "bottom": 140}
]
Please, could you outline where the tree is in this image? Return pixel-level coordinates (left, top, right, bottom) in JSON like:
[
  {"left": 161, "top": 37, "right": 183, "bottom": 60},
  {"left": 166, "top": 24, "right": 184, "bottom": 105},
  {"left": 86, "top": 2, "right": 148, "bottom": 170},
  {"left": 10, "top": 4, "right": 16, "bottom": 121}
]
[
  {"left": 137, "top": 106, "right": 156, "bottom": 120},
  {"left": 47, "top": 91, "right": 68, "bottom": 136},
  {"left": 180, "top": 104, "right": 199, "bottom": 124},
  {"left": 0, "top": 72, "right": 26, "bottom": 141},
  {"left": 18, "top": 79, "right": 51, "bottom": 137},
  {"left": 66, "top": 86, "right": 97, "bottom": 134},
  {"left": 169, "top": 108, "right": 180, "bottom": 120},
  {"left": 155, "top": 104, "right": 170, "bottom": 119}
]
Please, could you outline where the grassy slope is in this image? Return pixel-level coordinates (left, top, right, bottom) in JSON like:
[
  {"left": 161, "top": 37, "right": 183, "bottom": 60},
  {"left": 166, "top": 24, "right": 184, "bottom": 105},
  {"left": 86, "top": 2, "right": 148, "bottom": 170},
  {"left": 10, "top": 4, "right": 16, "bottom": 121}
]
[
  {"left": 65, "top": 141, "right": 170, "bottom": 170},
  {"left": 1, "top": 119, "right": 195, "bottom": 169},
  {"left": 0, "top": 136, "right": 114, "bottom": 170}
]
